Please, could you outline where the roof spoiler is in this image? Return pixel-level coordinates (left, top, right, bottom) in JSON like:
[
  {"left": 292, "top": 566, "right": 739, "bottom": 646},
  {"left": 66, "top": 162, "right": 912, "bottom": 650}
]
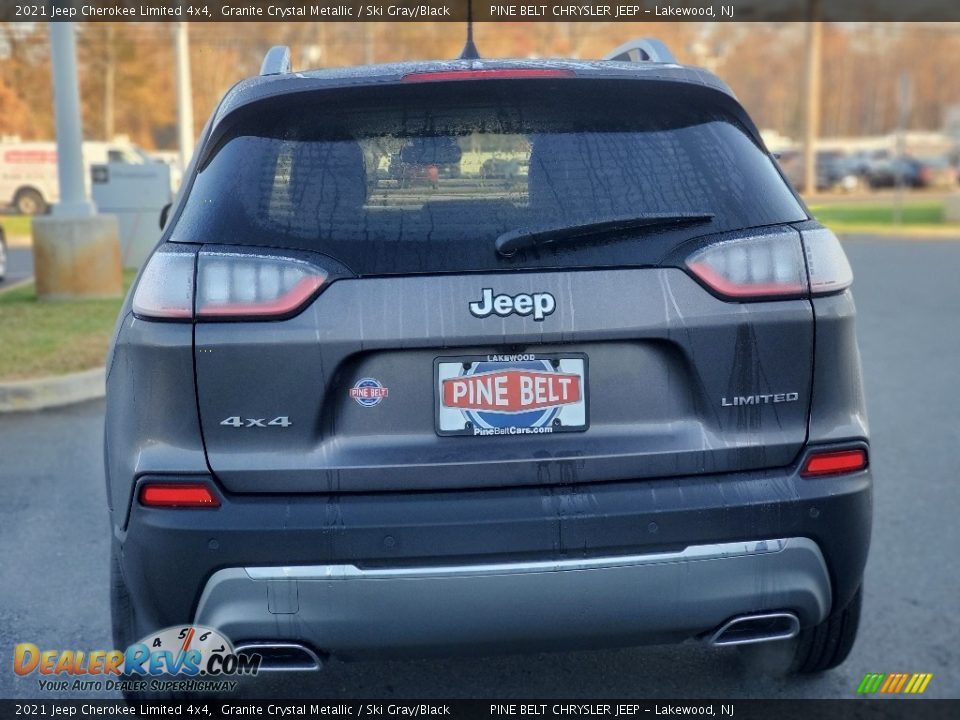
[
  {"left": 603, "top": 38, "right": 676, "bottom": 64},
  {"left": 260, "top": 46, "right": 292, "bottom": 76}
]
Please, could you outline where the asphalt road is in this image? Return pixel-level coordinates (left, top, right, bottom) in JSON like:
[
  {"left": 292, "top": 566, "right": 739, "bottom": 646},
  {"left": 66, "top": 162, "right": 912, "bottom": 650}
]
[
  {"left": 1, "top": 238, "right": 958, "bottom": 700},
  {"left": 0, "top": 247, "right": 33, "bottom": 288}
]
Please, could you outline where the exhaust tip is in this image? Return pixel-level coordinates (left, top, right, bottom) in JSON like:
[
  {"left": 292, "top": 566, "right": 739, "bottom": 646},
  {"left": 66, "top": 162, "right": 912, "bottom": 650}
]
[
  {"left": 707, "top": 612, "right": 800, "bottom": 647},
  {"left": 234, "top": 642, "right": 323, "bottom": 672}
]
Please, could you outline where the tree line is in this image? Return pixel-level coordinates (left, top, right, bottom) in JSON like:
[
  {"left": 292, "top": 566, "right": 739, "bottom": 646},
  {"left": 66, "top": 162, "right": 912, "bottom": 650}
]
[{"left": 1, "top": 22, "right": 959, "bottom": 148}]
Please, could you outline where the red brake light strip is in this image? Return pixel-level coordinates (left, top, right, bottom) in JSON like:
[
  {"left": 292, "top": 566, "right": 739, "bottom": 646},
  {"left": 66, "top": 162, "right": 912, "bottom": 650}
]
[
  {"left": 801, "top": 449, "right": 868, "bottom": 477},
  {"left": 140, "top": 483, "right": 220, "bottom": 508}
]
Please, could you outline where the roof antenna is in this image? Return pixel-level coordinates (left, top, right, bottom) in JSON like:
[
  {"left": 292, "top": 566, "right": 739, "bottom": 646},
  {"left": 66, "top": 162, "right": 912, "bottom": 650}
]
[{"left": 459, "top": 0, "right": 480, "bottom": 59}]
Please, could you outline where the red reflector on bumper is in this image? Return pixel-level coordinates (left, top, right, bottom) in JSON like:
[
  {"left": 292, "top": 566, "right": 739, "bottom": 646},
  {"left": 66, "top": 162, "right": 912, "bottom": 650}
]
[
  {"left": 801, "top": 449, "right": 868, "bottom": 477},
  {"left": 140, "top": 484, "right": 220, "bottom": 508}
]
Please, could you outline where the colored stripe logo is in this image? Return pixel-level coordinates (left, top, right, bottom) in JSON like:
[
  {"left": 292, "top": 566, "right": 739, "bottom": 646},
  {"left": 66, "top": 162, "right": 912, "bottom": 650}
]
[{"left": 858, "top": 673, "right": 933, "bottom": 694}]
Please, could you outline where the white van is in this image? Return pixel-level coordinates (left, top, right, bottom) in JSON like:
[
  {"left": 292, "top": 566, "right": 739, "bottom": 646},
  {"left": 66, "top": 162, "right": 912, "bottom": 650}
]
[{"left": 0, "top": 140, "right": 155, "bottom": 215}]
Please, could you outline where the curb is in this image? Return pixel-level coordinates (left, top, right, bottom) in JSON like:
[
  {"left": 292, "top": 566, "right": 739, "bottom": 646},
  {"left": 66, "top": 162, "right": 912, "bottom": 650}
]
[
  {"left": 0, "top": 276, "right": 34, "bottom": 295},
  {"left": 0, "top": 367, "right": 105, "bottom": 413}
]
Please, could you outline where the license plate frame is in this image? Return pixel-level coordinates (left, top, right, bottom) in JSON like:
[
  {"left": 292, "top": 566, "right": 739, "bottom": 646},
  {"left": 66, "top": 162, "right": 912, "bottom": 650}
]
[{"left": 434, "top": 353, "right": 589, "bottom": 437}]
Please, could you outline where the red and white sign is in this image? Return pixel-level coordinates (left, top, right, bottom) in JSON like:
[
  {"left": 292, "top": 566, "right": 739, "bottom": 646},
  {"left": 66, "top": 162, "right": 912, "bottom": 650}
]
[{"left": 442, "top": 369, "right": 582, "bottom": 413}]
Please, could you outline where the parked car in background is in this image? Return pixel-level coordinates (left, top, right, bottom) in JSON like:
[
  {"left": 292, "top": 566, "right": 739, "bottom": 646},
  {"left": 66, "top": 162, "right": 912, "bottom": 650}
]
[
  {"left": 864, "top": 156, "right": 957, "bottom": 189},
  {"left": 778, "top": 149, "right": 859, "bottom": 192},
  {"left": 863, "top": 157, "right": 921, "bottom": 189},
  {"left": 0, "top": 139, "right": 156, "bottom": 215},
  {"left": 914, "top": 157, "right": 959, "bottom": 188}
]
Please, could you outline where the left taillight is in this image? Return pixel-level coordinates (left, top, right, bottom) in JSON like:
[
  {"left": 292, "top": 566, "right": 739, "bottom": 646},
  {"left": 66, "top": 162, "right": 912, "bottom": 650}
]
[
  {"left": 132, "top": 245, "right": 196, "bottom": 319},
  {"left": 195, "top": 252, "right": 327, "bottom": 319},
  {"left": 132, "top": 245, "right": 333, "bottom": 321}
]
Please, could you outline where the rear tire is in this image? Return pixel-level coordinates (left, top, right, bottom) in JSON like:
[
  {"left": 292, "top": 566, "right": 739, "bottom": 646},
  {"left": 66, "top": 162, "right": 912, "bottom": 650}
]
[
  {"left": 790, "top": 585, "right": 863, "bottom": 674},
  {"left": 738, "top": 585, "right": 863, "bottom": 675},
  {"left": 110, "top": 542, "right": 139, "bottom": 652},
  {"left": 14, "top": 188, "right": 47, "bottom": 216},
  {"left": 111, "top": 543, "right": 208, "bottom": 702}
]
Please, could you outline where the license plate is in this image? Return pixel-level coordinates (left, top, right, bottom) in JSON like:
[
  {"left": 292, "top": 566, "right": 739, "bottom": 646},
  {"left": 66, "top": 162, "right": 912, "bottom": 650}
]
[{"left": 435, "top": 354, "right": 588, "bottom": 437}]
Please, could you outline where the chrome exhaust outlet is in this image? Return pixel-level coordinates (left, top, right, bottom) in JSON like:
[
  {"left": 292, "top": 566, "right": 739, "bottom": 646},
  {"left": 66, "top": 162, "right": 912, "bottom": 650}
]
[
  {"left": 707, "top": 612, "right": 801, "bottom": 647},
  {"left": 233, "top": 642, "right": 323, "bottom": 672}
]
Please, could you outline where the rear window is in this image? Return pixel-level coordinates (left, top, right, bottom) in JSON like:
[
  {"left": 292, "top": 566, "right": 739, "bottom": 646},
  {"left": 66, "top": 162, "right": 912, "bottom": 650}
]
[{"left": 173, "top": 79, "right": 806, "bottom": 274}]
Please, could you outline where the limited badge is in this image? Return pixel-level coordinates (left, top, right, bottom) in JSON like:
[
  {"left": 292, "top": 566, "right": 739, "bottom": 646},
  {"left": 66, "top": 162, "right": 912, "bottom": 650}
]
[{"left": 350, "top": 377, "right": 389, "bottom": 407}]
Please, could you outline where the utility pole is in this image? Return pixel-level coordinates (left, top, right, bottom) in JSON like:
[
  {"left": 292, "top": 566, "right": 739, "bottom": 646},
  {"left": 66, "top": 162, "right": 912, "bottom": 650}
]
[
  {"left": 893, "top": 72, "right": 912, "bottom": 226},
  {"left": 49, "top": 22, "right": 93, "bottom": 219},
  {"left": 104, "top": 23, "right": 115, "bottom": 141},
  {"left": 803, "top": 0, "right": 823, "bottom": 197},
  {"left": 32, "top": 21, "right": 121, "bottom": 299},
  {"left": 174, "top": 20, "right": 194, "bottom": 169}
]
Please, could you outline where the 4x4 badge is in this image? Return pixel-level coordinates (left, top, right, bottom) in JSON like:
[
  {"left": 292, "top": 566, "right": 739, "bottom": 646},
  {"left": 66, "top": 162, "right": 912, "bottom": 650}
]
[{"left": 469, "top": 288, "right": 556, "bottom": 322}]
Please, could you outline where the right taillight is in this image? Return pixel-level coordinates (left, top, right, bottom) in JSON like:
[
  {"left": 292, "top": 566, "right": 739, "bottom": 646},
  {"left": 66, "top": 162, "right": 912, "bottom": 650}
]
[
  {"left": 686, "top": 228, "right": 852, "bottom": 300},
  {"left": 132, "top": 245, "right": 333, "bottom": 321},
  {"left": 801, "top": 228, "right": 853, "bottom": 295}
]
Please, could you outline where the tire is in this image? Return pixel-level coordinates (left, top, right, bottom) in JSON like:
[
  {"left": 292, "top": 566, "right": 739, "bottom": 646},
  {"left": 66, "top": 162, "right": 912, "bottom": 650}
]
[
  {"left": 110, "top": 542, "right": 140, "bottom": 653},
  {"left": 111, "top": 544, "right": 202, "bottom": 702},
  {"left": 790, "top": 584, "right": 863, "bottom": 674},
  {"left": 738, "top": 585, "right": 863, "bottom": 676},
  {"left": 14, "top": 188, "right": 47, "bottom": 216}
]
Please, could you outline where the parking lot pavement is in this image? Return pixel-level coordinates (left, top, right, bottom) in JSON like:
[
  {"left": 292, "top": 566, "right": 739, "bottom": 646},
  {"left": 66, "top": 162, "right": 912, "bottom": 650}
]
[
  {"left": 1, "top": 237, "right": 958, "bottom": 699},
  {"left": 0, "top": 247, "right": 33, "bottom": 287}
]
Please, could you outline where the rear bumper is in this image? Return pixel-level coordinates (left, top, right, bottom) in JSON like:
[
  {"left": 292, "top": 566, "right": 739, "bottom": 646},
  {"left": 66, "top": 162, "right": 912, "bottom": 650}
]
[
  {"left": 194, "top": 538, "right": 831, "bottom": 657},
  {"left": 117, "top": 448, "right": 871, "bottom": 655}
]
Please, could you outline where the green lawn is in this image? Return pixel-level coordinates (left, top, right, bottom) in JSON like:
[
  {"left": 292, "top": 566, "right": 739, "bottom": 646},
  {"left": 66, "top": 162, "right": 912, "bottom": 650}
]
[
  {"left": 0, "top": 215, "right": 32, "bottom": 238},
  {"left": 809, "top": 200, "right": 944, "bottom": 225},
  {"left": 0, "top": 271, "right": 134, "bottom": 382}
]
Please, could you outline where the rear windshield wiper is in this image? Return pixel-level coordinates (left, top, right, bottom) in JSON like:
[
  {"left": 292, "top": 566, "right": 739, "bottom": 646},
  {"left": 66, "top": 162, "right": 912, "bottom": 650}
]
[{"left": 495, "top": 213, "right": 714, "bottom": 257}]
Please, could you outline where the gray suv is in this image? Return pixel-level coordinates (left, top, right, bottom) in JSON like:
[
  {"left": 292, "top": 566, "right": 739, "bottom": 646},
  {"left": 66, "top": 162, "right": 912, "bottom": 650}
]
[{"left": 106, "top": 40, "right": 871, "bottom": 681}]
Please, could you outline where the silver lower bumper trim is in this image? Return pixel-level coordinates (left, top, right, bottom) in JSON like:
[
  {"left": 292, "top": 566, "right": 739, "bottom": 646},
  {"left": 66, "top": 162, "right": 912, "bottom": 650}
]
[{"left": 194, "top": 537, "right": 830, "bottom": 657}]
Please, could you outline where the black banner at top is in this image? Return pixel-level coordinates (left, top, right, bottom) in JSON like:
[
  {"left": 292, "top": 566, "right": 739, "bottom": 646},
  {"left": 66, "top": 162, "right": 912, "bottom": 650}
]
[
  {"left": 5, "top": 0, "right": 960, "bottom": 22},
  {"left": 0, "top": 700, "right": 958, "bottom": 720}
]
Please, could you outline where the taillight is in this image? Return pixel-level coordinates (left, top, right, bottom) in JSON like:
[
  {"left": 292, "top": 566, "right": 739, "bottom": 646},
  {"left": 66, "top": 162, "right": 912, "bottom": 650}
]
[
  {"left": 131, "top": 245, "right": 196, "bottom": 319},
  {"left": 195, "top": 252, "right": 326, "bottom": 319},
  {"left": 140, "top": 483, "right": 220, "bottom": 508},
  {"left": 801, "top": 448, "right": 868, "bottom": 477},
  {"left": 132, "top": 245, "right": 332, "bottom": 321},
  {"left": 686, "top": 232, "right": 807, "bottom": 299},
  {"left": 686, "top": 228, "right": 853, "bottom": 300},
  {"left": 802, "top": 228, "right": 853, "bottom": 295},
  {"left": 401, "top": 69, "right": 576, "bottom": 82}
]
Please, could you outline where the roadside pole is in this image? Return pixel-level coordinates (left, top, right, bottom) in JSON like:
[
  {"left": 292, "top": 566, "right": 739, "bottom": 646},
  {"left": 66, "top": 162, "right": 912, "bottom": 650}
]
[
  {"left": 893, "top": 72, "right": 911, "bottom": 227},
  {"left": 31, "top": 22, "right": 121, "bottom": 300},
  {"left": 175, "top": 20, "right": 194, "bottom": 170},
  {"left": 802, "top": 5, "right": 823, "bottom": 197},
  {"left": 48, "top": 22, "right": 92, "bottom": 220}
]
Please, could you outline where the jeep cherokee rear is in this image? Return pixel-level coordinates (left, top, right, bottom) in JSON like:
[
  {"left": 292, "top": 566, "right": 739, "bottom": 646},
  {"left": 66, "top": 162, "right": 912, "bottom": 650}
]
[{"left": 106, "top": 43, "right": 871, "bottom": 678}]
